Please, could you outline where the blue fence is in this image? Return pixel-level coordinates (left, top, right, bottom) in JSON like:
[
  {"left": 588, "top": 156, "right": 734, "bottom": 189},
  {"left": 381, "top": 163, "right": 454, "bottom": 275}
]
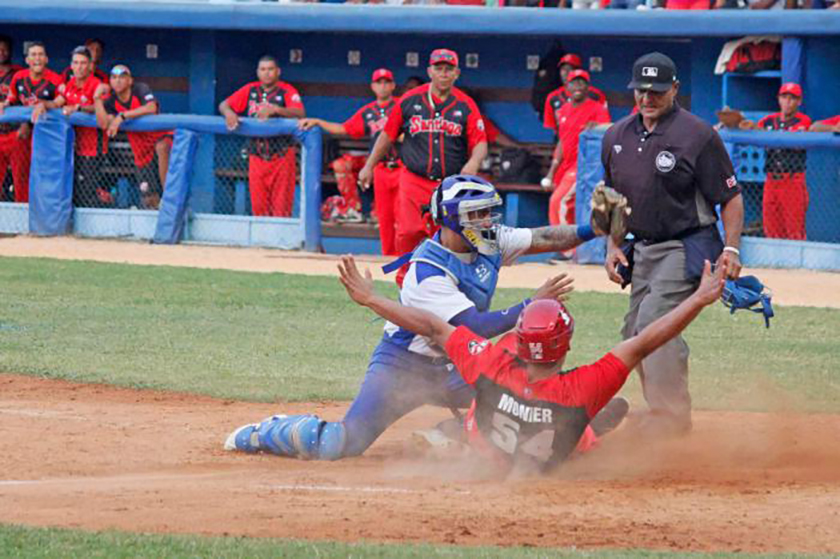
[{"left": 0, "top": 107, "right": 322, "bottom": 251}]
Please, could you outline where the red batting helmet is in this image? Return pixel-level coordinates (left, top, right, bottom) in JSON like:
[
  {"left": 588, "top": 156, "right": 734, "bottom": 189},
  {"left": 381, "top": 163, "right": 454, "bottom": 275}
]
[{"left": 516, "top": 300, "right": 575, "bottom": 363}]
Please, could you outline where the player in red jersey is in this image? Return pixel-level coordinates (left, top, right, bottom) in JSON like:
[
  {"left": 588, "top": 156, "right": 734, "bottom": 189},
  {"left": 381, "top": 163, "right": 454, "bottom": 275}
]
[
  {"left": 755, "top": 83, "right": 812, "bottom": 240},
  {"left": 543, "top": 53, "right": 608, "bottom": 126},
  {"left": 299, "top": 68, "right": 401, "bottom": 254},
  {"left": 358, "top": 49, "right": 488, "bottom": 263},
  {"left": 0, "top": 41, "right": 64, "bottom": 203},
  {"left": 542, "top": 70, "right": 611, "bottom": 231},
  {"left": 338, "top": 253, "right": 725, "bottom": 473},
  {"left": 56, "top": 46, "right": 109, "bottom": 207},
  {"left": 0, "top": 34, "right": 25, "bottom": 201},
  {"left": 219, "top": 55, "right": 306, "bottom": 218},
  {"left": 94, "top": 64, "right": 172, "bottom": 209},
  {"left": 61, "top": 38, "right": 108, "bottom": 83}
]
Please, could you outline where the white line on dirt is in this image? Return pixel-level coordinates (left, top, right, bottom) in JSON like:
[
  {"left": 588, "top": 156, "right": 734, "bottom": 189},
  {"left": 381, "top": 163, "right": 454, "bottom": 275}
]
[{"left": 262, "top": 484, "right": 470, "bottom": 495}]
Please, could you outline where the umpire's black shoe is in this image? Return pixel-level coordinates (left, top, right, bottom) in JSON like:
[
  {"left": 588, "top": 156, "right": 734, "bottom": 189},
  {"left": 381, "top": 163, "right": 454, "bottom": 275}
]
[{"left": 590, "top": 397, "right": 630, "bottom": 437}]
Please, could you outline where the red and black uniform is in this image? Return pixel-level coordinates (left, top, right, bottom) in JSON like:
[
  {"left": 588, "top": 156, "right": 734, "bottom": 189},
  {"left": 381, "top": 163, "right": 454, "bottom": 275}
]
[
  {"left": 445, "top": 326, "right": 630, "bottom": 472},
  {"left": 817, "top": 115, "right": 840, "bottom": 128},
  {"left": 343, "top": 98, "right": 400, "bottom": 255},
  {"left": 383, "top": 84, "right": 487, "bottom": 256},
  {"left": 101, "top": 82, "right": 173, "bottom": 201},
  {"left": 756, "top": 111, "right": 812, "bottom": 240},
  {"left": 543, "top": 84, "right": 608, "bottom": 124},
  {"left": 0, "top": 64, "right": 25, "bottom": 202},
  {"left": 61, "top": 66, "right": 108, "bottom": 84},
  {"left": 59, "top": 76, "right": 108, "bottom": 207},
  {"left": 6, "top": 68, "right": 64, "bottom": 203},
  {"left": 225, "top": 80, "right": 304, "bottom": 218},
  {"left": 545, "top": 98, "right": 610, "bottom": 228}
]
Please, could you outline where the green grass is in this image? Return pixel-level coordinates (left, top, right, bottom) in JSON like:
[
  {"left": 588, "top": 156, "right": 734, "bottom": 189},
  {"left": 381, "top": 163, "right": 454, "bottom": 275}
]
[
  {"left": 0, "top": 524, "right": 826, "bottom": 559},
  {"left": 0, "top": 256, "right": 838, "bottom": 412}
]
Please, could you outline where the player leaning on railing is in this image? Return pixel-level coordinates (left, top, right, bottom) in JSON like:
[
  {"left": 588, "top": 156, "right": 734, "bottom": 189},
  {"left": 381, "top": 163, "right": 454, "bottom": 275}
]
[{"left": 224, "top": 174, "right": 628, "bottom": 462}]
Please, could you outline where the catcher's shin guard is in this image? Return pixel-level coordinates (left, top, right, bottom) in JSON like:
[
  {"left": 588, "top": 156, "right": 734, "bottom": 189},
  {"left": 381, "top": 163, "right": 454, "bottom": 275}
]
[{"left": 255, "top": 414, "right": 347, "bottom": 460}]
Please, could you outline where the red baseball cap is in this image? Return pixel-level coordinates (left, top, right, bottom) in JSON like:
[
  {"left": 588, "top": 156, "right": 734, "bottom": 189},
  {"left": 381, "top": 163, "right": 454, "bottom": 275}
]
[
  {"left": 558, "top": 54, "right": 582, "bottom": 69},
  {"left": 778, "top": 82, "right": 802, "bottom": 98},
  {"left": 371, "top": 68, "right": 394, "bottom": 82},
  {"left": 567, "top": 69, "right": 591, "bottom": 83},
  {"left": 429, "top": 49, "right": 459, "bottom": 67}
]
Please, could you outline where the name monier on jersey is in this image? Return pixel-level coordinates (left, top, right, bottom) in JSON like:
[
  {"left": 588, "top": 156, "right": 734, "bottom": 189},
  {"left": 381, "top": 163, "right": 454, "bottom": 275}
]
[
  {"left": 498, "top": 393, "right": 553, "bottom": 423},
  {"left": 408, "top": 115, "right": 463, "bottom": 136}
]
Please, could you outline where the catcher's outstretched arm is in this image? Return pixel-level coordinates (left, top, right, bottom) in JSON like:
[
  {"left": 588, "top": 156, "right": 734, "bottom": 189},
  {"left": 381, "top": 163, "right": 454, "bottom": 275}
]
[{"left": 526, "top": 225, "right": 588, "bottom": 254}]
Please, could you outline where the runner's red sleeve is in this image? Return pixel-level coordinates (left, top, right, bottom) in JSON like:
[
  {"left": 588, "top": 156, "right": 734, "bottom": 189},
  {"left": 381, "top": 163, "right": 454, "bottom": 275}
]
[
  {"left": 342, "top": 106, "right": 367, "bottom": 139},
  {"left": 445, "top": 325, "right": 500, "bottom": 385},
  {"left": 225, "top": 84, "right": 251, "bottom": 114},
  {"left": 563, "top": 352, "right": 630, "bottom": 419},
  {"left": 383, "top": 100, "right": 404, "bottom": 141}
]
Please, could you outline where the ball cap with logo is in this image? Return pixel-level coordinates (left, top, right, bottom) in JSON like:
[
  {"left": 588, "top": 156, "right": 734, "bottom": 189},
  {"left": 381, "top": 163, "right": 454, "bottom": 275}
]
[
  {"left": 429, "top": 49, "right": 459, "bottom": 67},
  {"left": 567, "top": 69, "right": 591, "bottom": 83},
  {"left": 778, "top": 82, "right": 802, "bottom": 98},
  {"left": 371, "top": 68, "right": 394, "bottom": 83},
  {"left": 627, "top": 52, "right": 677, "bottom": 93}
]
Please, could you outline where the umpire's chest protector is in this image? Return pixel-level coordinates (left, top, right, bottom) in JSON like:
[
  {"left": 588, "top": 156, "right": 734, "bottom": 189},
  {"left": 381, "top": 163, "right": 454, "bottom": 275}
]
[{"left": 411, "top": 240, "right": 501, "bottom": 312}]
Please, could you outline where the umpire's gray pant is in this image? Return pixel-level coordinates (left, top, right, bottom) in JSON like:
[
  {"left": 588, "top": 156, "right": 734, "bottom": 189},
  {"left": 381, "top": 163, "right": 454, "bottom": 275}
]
[{"left": 622, "top": 240, "right": 696, "bottom": 424}]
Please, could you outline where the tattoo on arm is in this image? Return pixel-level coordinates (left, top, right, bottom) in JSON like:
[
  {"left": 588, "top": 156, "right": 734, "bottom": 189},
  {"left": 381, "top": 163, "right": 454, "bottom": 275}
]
[{"left": 527, "top": 225, "right": 582, "bottom": 254}]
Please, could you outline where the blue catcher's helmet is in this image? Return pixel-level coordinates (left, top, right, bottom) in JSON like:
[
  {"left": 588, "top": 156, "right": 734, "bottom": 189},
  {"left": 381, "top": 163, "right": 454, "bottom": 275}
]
[{"left": 430, "top": 174, "right": 503, "bottom": 255}]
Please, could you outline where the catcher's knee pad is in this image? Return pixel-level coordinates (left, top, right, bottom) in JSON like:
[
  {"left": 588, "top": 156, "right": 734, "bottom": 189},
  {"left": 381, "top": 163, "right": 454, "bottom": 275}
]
[{"left": 258, "top": 414, "right": 346, "bottom": 461}]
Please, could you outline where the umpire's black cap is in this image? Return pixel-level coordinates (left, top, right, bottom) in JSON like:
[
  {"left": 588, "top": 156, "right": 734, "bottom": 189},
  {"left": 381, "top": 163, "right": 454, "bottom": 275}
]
[{"left": 627, "top": 52, "right": 677, "bottom": 93}]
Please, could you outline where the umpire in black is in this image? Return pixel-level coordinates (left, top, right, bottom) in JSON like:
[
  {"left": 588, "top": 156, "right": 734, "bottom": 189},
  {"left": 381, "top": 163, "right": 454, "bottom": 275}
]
[{"left": 601, "top": 52, "right": 744, "bottom": 436}]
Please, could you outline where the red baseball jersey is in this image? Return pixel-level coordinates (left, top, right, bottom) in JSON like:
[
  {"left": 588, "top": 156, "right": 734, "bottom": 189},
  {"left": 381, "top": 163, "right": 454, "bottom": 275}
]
[
  {"left": 101, "top": 82, "right": 171, "bottom": 167},
  {"left": 384, "top": 84, "right": 486, "bottom": 181},
  {"left": 445, "top": 326, "right": 630, "bottom": 471},
  {"left": 59, "top": 76, "right": 107, "bottom": 157},
  {"left": 61, "top": 66, "right": 109, "bottom": 84},
  {"left": 0, "top": 64, "right": 24, "bottom": 133},
  {"left": 225, "top": 81, "right": 304, "bottom": 160},
  {"left": 543, "top": 84, "right": 608, "bottom": 130},
  {"left": 343, "top": 98, "right": 399, "bottom": 161},
  {"left": 7, "top": 68, "right": 63, "bottom": 106},
  {"left": 757, "top": 112, "right": 812, "bottom": 174},
  {"left": 552, "top": 98, "right": 611, "bottom": 172}
]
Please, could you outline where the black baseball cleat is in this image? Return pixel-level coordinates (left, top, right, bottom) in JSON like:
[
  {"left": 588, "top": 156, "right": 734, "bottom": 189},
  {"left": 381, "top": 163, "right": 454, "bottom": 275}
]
[{"left": 590, "top": 397, "right": 630, "bottom": 437}]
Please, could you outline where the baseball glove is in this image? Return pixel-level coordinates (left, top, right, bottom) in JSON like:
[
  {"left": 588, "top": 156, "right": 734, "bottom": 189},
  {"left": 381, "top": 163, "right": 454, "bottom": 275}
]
[{"left": 590, "top": 182, "right": 631, "bottom": 246}]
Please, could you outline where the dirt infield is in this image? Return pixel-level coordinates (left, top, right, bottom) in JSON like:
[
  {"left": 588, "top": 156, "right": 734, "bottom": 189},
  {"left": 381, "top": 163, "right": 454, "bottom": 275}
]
[
  {"left": 1, "top": 236, "right": 839, "bottom": 554},
  {"left": 1, "top": 374, "right": 838, "bottom": 554}
]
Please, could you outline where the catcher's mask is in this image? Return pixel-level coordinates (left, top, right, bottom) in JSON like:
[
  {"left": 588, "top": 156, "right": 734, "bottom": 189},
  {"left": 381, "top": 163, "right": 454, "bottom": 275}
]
[
  {"left": 430, "top": 175, "right": 503, "bottom": 256},
  {"left": 515, "top": 300, "right": 575, "bottom": 364}
]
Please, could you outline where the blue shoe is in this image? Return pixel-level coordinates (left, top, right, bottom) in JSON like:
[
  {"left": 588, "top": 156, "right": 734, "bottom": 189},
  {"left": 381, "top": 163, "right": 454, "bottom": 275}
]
[{"left": 224, "top": 415, "right": 289, "bottom": 453}]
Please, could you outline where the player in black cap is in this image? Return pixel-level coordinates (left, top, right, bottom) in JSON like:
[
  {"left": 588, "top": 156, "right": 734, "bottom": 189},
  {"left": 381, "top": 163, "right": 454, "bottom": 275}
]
[{"left": 600, "top": 52, "right": 745, "bottom": 437}]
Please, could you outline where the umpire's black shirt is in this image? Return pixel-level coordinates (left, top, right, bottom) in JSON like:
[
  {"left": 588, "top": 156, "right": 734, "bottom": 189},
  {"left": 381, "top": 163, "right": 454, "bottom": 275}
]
[{"left": 601, "top": 103, "right": 741, "bottom": 242}]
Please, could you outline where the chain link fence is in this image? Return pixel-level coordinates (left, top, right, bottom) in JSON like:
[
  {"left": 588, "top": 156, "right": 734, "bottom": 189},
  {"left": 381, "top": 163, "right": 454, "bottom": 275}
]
[
  {"left": 194, "top": 132, "right": 301, "bottom": 218},
  {"left": 728, "top": 136, "right": 840, "bottom": 244}
]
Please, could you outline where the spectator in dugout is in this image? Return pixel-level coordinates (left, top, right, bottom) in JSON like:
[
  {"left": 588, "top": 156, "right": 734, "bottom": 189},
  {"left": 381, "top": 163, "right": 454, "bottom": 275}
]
[
  {"left": 0, "top": 34, "right": 25, "bottom": 202},
  {"left": 56, "top": 46, "right": 110, "bottom": 208},
  {"left": 219, "top": 55, "right": 306, "bottom": 218},
  {"left": 543, "top": 54, "right": 607, "bottom": 126},
  {"left": 298, "top": 68, "right": 400, "bottom": 253},
  {"left": 94, "top": 64, "right": 173, "bottom": 210},
  {"left": 742, "top": 83, "right": 811, "bottom": 240},
  {"left": 0, "top": 41, "right": 64, "bottom": 204},
  {"left": 61, "top": 38, "right": 107, "bottom": 83},
  {"left": 542, "top": 69, "right": 610, "bottom": 251}
]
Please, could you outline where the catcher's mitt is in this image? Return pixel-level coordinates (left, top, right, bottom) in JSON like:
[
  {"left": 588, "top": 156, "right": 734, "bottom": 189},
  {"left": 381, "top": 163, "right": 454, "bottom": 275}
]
[{"left": 590, "top": 182, "right": 631, "bottom": 246}]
